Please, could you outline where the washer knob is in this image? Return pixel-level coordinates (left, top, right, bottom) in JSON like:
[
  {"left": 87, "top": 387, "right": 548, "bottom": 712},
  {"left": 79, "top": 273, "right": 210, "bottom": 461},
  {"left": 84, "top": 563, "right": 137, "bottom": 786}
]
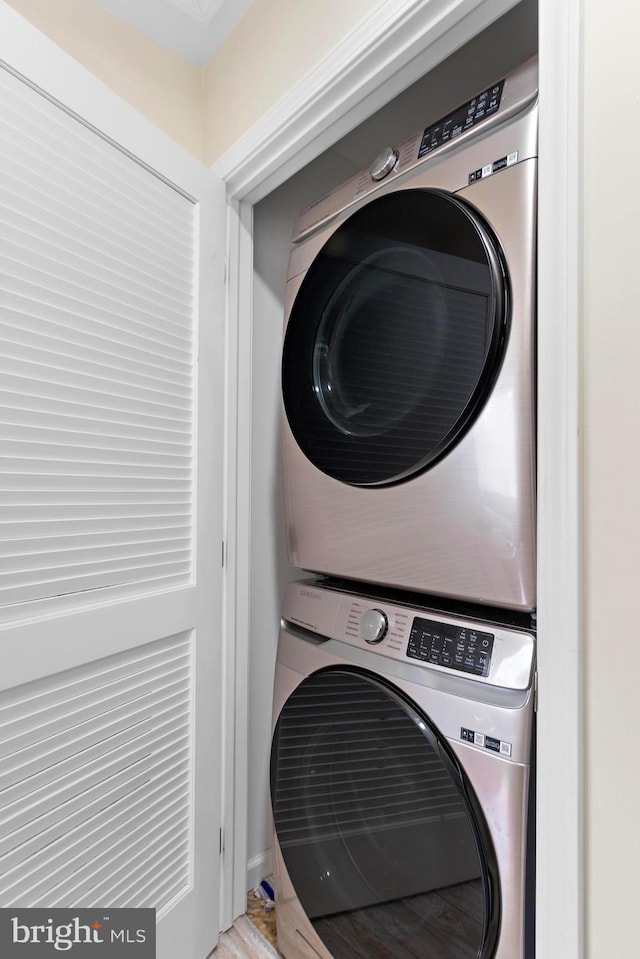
[
  {"left": 360, "top": 608, "right": 388, "bottom": 644},
  {"left": 369, "top": 147, "right": 399, "bottom": 181}
]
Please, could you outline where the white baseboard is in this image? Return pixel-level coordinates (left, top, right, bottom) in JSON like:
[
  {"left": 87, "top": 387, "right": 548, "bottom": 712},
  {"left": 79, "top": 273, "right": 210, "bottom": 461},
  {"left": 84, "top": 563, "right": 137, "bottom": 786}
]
[{"left": 246, "top": 849, "right": 273, "bottom": 894}]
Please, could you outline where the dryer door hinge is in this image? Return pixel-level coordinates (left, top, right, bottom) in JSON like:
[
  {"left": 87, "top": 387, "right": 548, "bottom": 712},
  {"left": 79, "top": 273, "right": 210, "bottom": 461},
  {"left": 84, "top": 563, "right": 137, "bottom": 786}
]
[
  {"left": 219, "top": 827, "right": 224, "bottom": 855},
  {"left": 221, "top": 541, "right": 225, "bottom": 567}
]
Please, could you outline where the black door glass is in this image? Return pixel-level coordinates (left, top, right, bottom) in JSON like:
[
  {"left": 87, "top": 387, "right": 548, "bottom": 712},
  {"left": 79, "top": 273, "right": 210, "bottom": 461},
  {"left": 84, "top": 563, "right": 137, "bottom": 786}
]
[
  {"left": 282, "top": 189, "right": 508, "bottom": 486},
  {"left": 271, "top": 669, "right": 499, "bottom": 959},
  {"left": 313, "top": 246, "right": 449, "bottom": 436}
]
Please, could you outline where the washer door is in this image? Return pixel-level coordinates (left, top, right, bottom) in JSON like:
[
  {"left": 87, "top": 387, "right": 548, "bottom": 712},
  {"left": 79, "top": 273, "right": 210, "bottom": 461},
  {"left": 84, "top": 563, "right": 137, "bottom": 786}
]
[
  {"left": 282, "top": 189, "right": 508, "bottom": 486},
  {"left": 271, "top": 668, "right": 499, "bottom": 959}
]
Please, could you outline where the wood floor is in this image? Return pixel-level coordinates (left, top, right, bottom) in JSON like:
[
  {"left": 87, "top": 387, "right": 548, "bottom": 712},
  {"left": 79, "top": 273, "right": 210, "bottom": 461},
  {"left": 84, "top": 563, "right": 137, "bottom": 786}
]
[
  {"left": 312, "top": 880, "right": 484, "bottom": 959},
  {"left": 211, "top": 915, "right": 279, "bottom": 959},
  {"left": 211, "top": 880, "right": 483, "bottom": 959}
]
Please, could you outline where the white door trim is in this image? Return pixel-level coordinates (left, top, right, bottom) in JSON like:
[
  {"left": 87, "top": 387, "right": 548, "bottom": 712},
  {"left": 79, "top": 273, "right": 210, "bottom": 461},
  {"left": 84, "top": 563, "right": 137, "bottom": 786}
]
[
  {"left": 216, "top": 2, "right": 584, "bottom": 957},
  {"left": 536, "top": 1, "right": 584, "bottom": 956},
  {"left": 220, "top": 196, "right": 254, "bottom": 923},
  {"left": 214, "top": 0, "right": 523, "bottom": 203}
]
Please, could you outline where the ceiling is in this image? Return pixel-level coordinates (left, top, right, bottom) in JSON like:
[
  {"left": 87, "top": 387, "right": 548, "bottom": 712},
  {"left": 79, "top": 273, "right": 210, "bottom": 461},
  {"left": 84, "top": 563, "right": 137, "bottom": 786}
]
[{"left": 92, "top": 0, "right": 252, "bottom": 66}]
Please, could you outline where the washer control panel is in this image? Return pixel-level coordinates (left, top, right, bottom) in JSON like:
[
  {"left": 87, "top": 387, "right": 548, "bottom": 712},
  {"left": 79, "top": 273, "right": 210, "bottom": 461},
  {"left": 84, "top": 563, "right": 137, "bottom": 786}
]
[
  {"left": 369, "top": 146, "right": 399, "bottom": 181},
  {"left": 359, "top": 608, "right": 388, "bottom": 643},
  {"left": 407, "top": 617, "right": 494, "bottom": 678},
  {"left": 282, "top": 581, "right": 534, "bottom": 691},
  {"left": 344, "top": 596, "right": 410, "bottom": 655}
]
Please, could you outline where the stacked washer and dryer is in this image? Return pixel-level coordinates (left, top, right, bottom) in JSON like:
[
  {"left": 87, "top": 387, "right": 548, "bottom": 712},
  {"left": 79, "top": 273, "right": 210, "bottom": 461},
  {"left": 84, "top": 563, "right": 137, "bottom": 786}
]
[{"left": 271, "top": 57, "right": 538, "bottom": 959}]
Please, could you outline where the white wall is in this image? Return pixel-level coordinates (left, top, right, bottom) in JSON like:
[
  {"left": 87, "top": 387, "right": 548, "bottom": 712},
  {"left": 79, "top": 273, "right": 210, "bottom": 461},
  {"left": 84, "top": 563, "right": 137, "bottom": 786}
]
[
  {"left": 583, "top": 2, "right": 640, "bottom": 954},
  {"left": 248, "top": 0, "right": 538, "bottom": 886}
]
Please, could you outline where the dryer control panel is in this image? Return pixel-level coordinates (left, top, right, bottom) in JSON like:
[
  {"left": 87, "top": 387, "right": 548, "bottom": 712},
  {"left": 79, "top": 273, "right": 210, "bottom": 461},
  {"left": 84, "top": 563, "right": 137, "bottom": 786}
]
[
  {"left": 291, "top": 56, "right": 537, "bottom": 243},
  {"left": 417, "top": 79, "right": 504, "bottom": 159}
]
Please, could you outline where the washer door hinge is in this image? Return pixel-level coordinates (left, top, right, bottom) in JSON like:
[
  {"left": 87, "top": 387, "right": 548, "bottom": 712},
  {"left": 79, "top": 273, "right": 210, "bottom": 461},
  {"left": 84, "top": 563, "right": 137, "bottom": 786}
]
[{"left": 219, "top": 827, "right": 224, "bottom": 854}]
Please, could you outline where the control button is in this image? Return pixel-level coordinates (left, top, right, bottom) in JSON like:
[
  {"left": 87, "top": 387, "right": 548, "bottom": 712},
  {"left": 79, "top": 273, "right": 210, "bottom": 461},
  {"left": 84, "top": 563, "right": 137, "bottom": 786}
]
[
  {"left": 360, "top": 608, "right": 388, "bottom": 644},
  {"left": 407, "top": 616, "right": 494, "bottom": 676},
  {"left": 369, "top": 147, "right": 399, "bottom": 182}
]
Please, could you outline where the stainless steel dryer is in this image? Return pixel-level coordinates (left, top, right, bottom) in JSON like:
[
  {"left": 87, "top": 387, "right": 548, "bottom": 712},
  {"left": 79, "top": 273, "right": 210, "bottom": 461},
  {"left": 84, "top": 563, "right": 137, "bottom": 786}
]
[
  {"left": 281, "top": 58, "right": 538, "bottom": 610},
  {"left": 271, "top": 579, "right": 536, "bottom": 959}
]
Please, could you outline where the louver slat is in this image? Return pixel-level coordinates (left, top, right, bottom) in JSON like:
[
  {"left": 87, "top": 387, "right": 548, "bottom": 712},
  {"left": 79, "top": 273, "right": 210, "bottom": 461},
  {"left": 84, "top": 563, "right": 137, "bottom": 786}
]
[
  {"left": 0, "top": 66, "right": 197, "bottom": 612},
  {"left": 1, "top": 204, "right": 193, "bottom": 300},
  {"left": 88, "top": 836, "right": 191, "bottom": 909},
  {"left": 0, "top": 341, "right": 192, "bottom": 400},
  {"left": 3, "top": 780, "right": 190, "bottom": 905},
  {"left": 3, "top": 226, "right": 194, "bottom": 311},
  {"left": 1, "top": 289, "right": 193, "bottom": 359},
  {"left": 1, "top": 755, "right": 191, "bottom": 882},
  {"left": 0, "top": 633, "right": 190, "bottom": 710},
  {"left": 0, "top": 102, "right": 194, "bottom": 251},
  {"left": 0, "top": 252, "right": 194, "bottom": 330},
  {"left": 8, "top": 789, "right": 190, "bottom": 907},
  {"left": 0, "top": 633, "right": 193, "bottom": 912},
  {"left": 0, "top": 321, "right": 192, "bottom": 389},
  {"left": 0, "top": 96, "right": 193, "bottom": 244}
]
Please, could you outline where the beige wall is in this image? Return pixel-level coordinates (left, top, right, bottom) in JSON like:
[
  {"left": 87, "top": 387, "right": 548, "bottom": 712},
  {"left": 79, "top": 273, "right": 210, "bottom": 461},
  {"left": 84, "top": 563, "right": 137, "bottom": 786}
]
[
  {"left": 5, "top": 0, "right": 384, "bottom": 165},
  {"left": 203, "top": 0, "right": 383, "bottom": 164},
  {"left": 4, "top": 0, "right": 203, "bottom": 159},
  {"left": 583, "top": 2, "right": 640, "bottom": 956}
]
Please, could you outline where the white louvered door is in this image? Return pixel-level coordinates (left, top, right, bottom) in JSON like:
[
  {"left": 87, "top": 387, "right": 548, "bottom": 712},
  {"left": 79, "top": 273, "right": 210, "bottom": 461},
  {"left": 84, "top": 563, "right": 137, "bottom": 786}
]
[{"left": 0, "top": 8, "right": 226, "bottom": 959}]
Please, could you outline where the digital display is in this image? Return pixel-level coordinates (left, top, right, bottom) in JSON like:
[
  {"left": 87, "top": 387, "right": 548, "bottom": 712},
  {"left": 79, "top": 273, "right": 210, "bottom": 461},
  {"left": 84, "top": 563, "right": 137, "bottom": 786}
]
[
  {"left": 417, "top": 80, "right": 505, "bottom": 159},
  {"left": 407, "top": 616, "right": 494, "bottom": 678}
]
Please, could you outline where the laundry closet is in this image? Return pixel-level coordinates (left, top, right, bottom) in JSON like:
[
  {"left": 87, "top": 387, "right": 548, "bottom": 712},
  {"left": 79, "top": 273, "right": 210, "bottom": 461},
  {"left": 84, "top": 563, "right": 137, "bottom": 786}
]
[
  {"left": 1, "top": 0, "right": 636, "bottom": 956},
  {"left": 247, "top": 0, "right": 538, "bottom": 911}
]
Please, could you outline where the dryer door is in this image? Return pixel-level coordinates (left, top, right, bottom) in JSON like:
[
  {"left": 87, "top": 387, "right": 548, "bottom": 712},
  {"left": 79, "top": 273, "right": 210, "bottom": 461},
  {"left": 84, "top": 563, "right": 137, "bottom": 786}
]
[
  {"left": 271, "top": 667, "right": 499, "bottom": 959},
  {"left": 282, "top": 188, "right": 508, "bottom": 486}
]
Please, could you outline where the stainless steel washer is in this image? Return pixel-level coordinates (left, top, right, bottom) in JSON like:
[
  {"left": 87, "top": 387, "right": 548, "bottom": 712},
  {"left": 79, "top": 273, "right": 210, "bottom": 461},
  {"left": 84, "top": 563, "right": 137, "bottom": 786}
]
[
  {"left": 281, "top": 58, "right": 538, "bottom": 610},
  {"left": 272, "top": 579, "right": 536, "bottom": 959}
]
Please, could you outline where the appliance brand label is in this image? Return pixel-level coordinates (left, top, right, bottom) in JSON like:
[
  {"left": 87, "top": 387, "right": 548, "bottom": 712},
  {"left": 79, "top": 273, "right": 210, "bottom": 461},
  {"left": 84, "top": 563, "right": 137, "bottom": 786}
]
[
  {"left": 461, "top": 727, "right": 512, "bottom": 757},
  {"left": 299, "top": 589, "right": 322, "bottom": 600},
  {"left": 468, "top": 150, "right": 518, "bottom": 184},
  {"left": 0, "top": 909, "right": 155, "bottom": 958}
]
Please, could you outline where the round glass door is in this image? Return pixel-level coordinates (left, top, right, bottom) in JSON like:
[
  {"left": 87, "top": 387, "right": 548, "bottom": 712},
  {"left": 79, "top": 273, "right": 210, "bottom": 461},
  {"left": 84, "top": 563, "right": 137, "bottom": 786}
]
[
  {"left": 271, "top": 668, "right": 499, "bottom": 959},
  {"left": 282, "top": 189, "right": 509, "bottom": 486}
]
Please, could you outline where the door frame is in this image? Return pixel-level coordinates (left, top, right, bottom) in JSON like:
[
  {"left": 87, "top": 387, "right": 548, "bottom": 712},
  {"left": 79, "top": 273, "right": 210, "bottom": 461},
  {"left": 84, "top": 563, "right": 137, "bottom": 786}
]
[{"left": 216, "top": 0, "right": 583, "bottom": 956}]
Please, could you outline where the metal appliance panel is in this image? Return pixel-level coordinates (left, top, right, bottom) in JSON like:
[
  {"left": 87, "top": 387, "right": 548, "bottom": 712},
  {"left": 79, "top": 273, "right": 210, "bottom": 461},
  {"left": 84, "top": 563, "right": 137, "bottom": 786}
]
[
  {"left": 273, "top": 581, "right": 535, "bottom": 959},
  {"left": 282, "top": 151, "right": 536, "bottom": 608},
  {"left": 291, "top": 56, "right": 537, "bottom": 245}
]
